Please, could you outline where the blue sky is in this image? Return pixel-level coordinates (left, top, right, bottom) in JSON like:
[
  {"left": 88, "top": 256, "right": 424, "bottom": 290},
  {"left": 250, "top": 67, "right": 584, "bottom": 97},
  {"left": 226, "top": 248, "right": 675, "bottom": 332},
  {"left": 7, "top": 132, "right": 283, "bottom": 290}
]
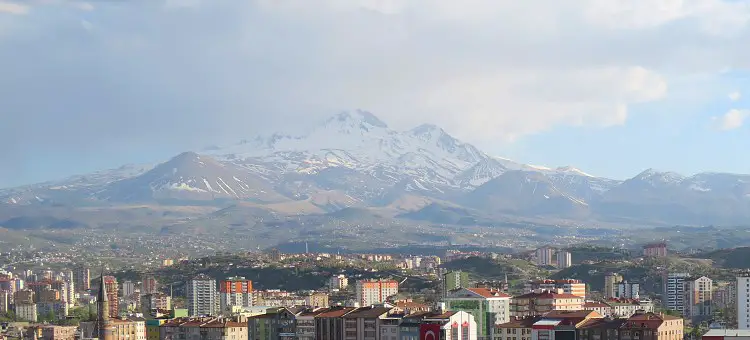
[{"left": 1, "top": 0, "right": 750, "bottom": 187}]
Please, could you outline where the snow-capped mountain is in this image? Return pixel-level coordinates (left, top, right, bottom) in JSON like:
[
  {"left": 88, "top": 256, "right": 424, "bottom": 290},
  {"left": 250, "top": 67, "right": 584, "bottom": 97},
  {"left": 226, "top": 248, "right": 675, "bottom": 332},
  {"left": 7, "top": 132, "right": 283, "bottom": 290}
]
[{"left": 4, "top": 110, "right": 750, "bottom": 226}]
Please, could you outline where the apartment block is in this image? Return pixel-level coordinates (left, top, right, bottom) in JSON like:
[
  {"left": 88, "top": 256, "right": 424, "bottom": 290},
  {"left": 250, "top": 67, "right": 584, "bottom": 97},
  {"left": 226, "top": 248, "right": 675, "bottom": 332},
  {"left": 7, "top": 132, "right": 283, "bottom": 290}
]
[
  {"left": 355, "top": 280, "right": 398, "bottom": 307},
  {"left": 219, "top": 276, "right": 253, "bottom": 313},
  {"left": 737, "top": 276, "right": 750, "bottom": 329},
  {"left": 510, "top": 290, "right": 585, "bottom": 318},
  {"left": 535, "top": 247, "right": 554, "bottom": 267},
  {"left": 556, "top": 251, "right": 572, "bottom": 269},
  {"left": 186, "top": 274, "right": 217, "bottom": 316},
  {"left": 524, "top": 280, "right": 586, "bottom": 299},
  {"left": 663, "top": 273, "right": 689, "bottom": 312},
  {"left": 443, "top": 287, "right": 511, "bottom": 339},
  {"left": 683, "top": 276, "right": 712, "bottom": 321}
]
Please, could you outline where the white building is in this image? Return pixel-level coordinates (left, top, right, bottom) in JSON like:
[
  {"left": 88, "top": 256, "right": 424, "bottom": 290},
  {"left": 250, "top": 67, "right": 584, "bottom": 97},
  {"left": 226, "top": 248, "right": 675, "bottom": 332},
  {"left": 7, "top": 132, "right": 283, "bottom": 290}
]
[
  {"left": 443, "top": 287, "right": 511, "bottom": 338},
  {"left": 186, "top": 274, "right": 217, "bottom": 316},
  {"left": 683, "top": 276, "right": 712, "bottom": 321},
  {"left": 535, "top": 247, "right": 554, "bottom": 267},
  {"left": 556, "top": 251, "right": 572, "bottom": 269},
  {"left": 738, "top": 276, "right": 750, "bottom": 329},
  {"left": 329, "top": 274, "right": 349, "bottom": 291},
  {"left": 616, "top": 281, "right": 640, "bottom": 300},
  {"left": 664, "top": 272, "right": 689, "bottom": 311},
  {"left": 15, "top": 303, "right": 37, "bottom": 322}
]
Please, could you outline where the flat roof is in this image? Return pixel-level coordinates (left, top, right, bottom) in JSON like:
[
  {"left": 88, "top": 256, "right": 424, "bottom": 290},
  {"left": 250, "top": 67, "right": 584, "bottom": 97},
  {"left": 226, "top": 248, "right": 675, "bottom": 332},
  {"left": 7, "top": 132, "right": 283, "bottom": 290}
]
[{"left": 703, "top": 329, "right": 750, "bottom": 337}]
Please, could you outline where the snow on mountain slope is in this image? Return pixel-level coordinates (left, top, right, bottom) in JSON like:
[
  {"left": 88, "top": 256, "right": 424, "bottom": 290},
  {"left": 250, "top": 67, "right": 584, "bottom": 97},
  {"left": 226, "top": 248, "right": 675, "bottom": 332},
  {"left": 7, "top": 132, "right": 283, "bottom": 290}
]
[
  {"left": 0, "top": 164, "right": 153, "bottom": 204},
  {"left": 97, "top": 152, "right": 286, "bottom": 202}
]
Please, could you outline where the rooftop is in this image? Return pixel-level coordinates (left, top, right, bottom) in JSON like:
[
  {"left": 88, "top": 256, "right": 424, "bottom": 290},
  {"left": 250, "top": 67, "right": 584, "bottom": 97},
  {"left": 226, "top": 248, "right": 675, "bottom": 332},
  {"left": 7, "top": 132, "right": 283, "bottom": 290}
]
[{"left": 703, "top": 329, "right": 750, "bottom": 338}]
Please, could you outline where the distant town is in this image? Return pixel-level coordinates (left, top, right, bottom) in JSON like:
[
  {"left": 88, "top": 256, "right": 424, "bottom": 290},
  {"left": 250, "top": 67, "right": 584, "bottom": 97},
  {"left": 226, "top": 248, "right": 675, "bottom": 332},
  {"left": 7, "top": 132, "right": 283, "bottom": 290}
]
[{"left": 1, "top": 241, "right": 748, "bottom": 340}]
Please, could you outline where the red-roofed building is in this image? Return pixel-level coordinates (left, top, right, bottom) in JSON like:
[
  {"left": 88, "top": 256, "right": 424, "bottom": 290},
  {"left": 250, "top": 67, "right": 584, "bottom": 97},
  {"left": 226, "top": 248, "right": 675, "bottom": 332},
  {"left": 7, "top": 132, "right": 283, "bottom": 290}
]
[{"left": 510, "top": 291, "right": 585, "bottom": 318}]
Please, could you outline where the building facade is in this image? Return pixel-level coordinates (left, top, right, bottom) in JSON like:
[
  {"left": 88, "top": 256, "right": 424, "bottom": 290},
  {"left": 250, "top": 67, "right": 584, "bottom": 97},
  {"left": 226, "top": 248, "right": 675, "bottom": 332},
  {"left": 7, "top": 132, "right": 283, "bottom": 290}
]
[
  {"left": 524, "top": 280, "right": 586, "bottom": 299},
  {"left": 219, "top": 276, "right": 253, "bottom": 313},
  {"left": 510, "top": 291, "right": 585, "bottom": 318},
  {"left": 616, "top": 281, "right": 640, "bottom": 300},
  {"left": 103, "top": 276, "right": 119, "bottom": 318},
  {"left": 74, "top": 266, "right": 90, "bottom": 292},
  {"left": 683, "top": 276, "right": 713, "bottom": 321},
  {"left": 186, "top": 274, "right": 217, "bottom": 316},
  {"left": 444, "top": 287, "right": 511, "bottom": 339},
  {"left": 738, "top": 276, "right": 750, "bottom": 329},
  {"left": 535, "top": 247, "right": 554, "bottom": 267},
  {"left": 643, "top": 242, "right": 668, "bottom": 257},
  {"left": 355, "top": 280, "right": 398, "bottom": 306},
  {"left": 443, "top": 271, "right": 470, "bottom": 297},
  {"left": 556, "top": 251, "right": 572, "bottom": 269},
  {"left": 664, "top": 273, "right": 689, "bottom": 312}
]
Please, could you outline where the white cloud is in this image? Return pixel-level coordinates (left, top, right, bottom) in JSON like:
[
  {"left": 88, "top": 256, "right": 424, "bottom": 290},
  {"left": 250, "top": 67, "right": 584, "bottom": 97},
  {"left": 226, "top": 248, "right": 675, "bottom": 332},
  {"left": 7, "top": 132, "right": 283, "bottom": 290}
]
[
  {"left": 714, "top": 109, "right": 750, "bottom": 130},
  {"left": 0, "top": 1, "right": 28, "bottom": 14},
  {"left": 729, "top": 91, "right": 742, "bottom": 101},
  {"left": 0, "top": 0, "right": 749, "bottom": 154}
]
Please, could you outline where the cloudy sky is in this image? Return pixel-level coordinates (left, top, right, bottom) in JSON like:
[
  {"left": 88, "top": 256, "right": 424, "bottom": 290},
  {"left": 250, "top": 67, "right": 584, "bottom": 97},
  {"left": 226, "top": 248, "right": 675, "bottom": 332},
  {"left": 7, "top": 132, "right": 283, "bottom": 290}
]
[{"left": 1, "top": 0, "right": 750, "bottom": 188}]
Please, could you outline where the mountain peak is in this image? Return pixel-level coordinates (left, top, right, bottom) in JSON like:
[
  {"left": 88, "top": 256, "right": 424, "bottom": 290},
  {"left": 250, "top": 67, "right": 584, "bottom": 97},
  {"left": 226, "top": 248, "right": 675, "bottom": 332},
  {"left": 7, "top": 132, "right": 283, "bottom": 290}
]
[
  {"left": 633, "top": 168, "right": 684, "bottom": 184},
  {"left": 555, "top": 166, "right": 593, "bottom": 177},
  {"left": 325, "top": 110, "right": 388, "bottom": 129}
]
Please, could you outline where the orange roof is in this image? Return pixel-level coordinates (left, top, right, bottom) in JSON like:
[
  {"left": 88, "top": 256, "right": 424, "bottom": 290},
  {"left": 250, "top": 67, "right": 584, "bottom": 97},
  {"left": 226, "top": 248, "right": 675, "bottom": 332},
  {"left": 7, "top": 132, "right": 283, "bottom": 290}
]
[{"left": 466, "top": 288, "right": 510, "bottom": 298}]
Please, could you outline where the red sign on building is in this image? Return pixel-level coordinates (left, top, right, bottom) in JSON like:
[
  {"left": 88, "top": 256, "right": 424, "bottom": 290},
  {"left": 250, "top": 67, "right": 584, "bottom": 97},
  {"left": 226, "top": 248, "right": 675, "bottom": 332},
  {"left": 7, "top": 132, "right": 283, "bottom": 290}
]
[{"left": 420, "top": 324, "right": 441, "bottom": 340}]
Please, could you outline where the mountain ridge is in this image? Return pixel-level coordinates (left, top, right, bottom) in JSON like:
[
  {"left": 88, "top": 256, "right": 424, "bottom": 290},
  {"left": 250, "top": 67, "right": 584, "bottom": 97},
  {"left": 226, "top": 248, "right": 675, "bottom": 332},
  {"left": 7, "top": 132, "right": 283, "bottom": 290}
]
[{"left": 2, "top": 110, "right": 750, "bottom": 226}]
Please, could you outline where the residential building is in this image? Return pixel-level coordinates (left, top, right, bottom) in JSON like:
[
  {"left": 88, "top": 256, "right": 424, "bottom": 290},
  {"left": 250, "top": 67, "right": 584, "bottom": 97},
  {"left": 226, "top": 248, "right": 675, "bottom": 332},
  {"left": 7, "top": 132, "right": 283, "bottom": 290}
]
[
  {"left": 74, "top": 266, "right": 90, "bottom": 292},
  {"left": 146, "top": 319, "right": 166, "bottom": 340},
  {"left": 14, "top": 289, "right": 34, "bottom": 304},
  {"left": 40, "top": 325, "right": 77, "bottom": 340},
  {"left": 296, "top": 308, "right": 326, "bottom": 340},
  {"left": 330, "top": 275, "right": 349, "bottom": 291},
  {"left": 510, "top": 290, "right": 585, "bottom": 318},
  {"left": 80, "top": 318, "right": 146, "bottom": 340},
  {"left": 141, "top": 293, "right": 172, "bottom": 315},
  {"left": 643, "top": 242, "right": 668, "bottom": 257},
  {"left": 684, "top": 276, "right": 713, "bottom": 321},
  {"left": 444, "top": 287, "right": 511, "bottom": 339},
  {"left": 393, "top": 300, "right": 431, "bottom": 315},
  {"left": 355, "top": 280, "right": 398, "bottom": 306},
  {"left": 663, "top": 273, "right": 689, "bottom": 311},
  {"left": 219, "top": 276, "right": 253, "bottom": 313},
  {"left": 379, "top": 313, "right": 401, "bottom": 340},
  {"left": 583, "top": 301, "right": 612, "bottom": 317},
  {"left": 535, "top": 247, "right": 554, "bottom": 267},
  {"left": 524, "top": 280, "right": 586, "bottom": 299},
  {"left": 494, "top": 316, "right": 542, "bottom": 340},
  {"left": 142, "top": 276, "right": 159, "bottom": 295},
  {"left": 529, "top": 311, "right": 604, "bottom": 340},
  {"left": 15, "top": 302, "right": 37, "bottom": 322},
  {"left": 604, "top": 273, "right": 624, "bottom": 299},
  {"left": 186, "top": 274, "right": 217, "bottom": 316},
  {"left": 556, "top": 251, "right": 572, "bottom": 269},
  {"left": 103, "top": 276, "right": 120, "bottom": 317},
  {"left": 616, "top": 281, "right": 640, "bottom": 300},
  {"left": 341, "top": 306, "right": 393, "bottom": 340},
  {"left": 248, "top": 307, "right": 297, "bottom": 340},
  {"left": 577, "top": 312, "right": 683, "bottom": 340},
  {"left": 314, "top": 306, "right": 356, "bottom": 340},
  {"left": 123, "top": 280, "right": 136, "bottom": 298},
  {"left": 739, "top": 276, "right": 750, "bottom": 329},
  {"left": 158, "top": 318, "right": 247, "bottom": 340},
  {"left": 0, "top": 290, "right": 8, "bottom": 313},
  {"left": 607, "top": 298, "right": 655, "bottom": 318},
  {"left": 306, "top": 292, "right": 329, "bottom": 308},
  {"left": 443, "top": 271, "right": 470, "bottom": 297},
  {"left": 712, "top": 281, "right": 736, "bottom": 312}
]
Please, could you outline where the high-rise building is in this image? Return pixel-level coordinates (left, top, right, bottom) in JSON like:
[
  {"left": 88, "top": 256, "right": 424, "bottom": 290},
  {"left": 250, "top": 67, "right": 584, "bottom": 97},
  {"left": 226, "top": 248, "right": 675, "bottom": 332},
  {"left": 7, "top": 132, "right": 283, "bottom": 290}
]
[
  {"left": 219, "top": 276, "right": 253, "bottom": 312},
  {"left": 328, "top": 275, "right": 348, "bottom": 291},
  {"left": 738, "top": 276, "right": 750, "bottom": 329},
  {"left": 186, "top": 274, "right": 217, "bottom": 316},
  {"left": 442, "top": 271, "right": 470, "bottom": 296},
  {"left": 103, "top": 276, "right": 119, "bottom": 318},
  {"left": 74, "top": 267, "right": 90, "bottom": 292},
  {"left": 615, "top": 281, "right": 640, "bottom": 299},
  {"left": 140, "top": 293, "right": 171, "bottom": 314},
  {"left": 122, "top": 280, "right": 136, "bottom": 298},
  {"left": 604, "top": 273, "right": 623, "bottom": 299},
  {"left": 556, "top": 251, "right": 572, "bottom": 268},
  {"left": 664, "top": 272, "right": 689, "bottom": 311},
  {"left": 643, "top": 242, "right": 668, "bottom": 257},
  {"left": 355, "top": 279, "right": 398, "bottom": 306},
  {"left": 535, "top": 247, "right": 554, "bottom": 266},
  {"left": 683, "top": 276, "right": 712, "bottom": 321},
  {"left": 142, "top": 276, "right": 158, "bottom": 295}
]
